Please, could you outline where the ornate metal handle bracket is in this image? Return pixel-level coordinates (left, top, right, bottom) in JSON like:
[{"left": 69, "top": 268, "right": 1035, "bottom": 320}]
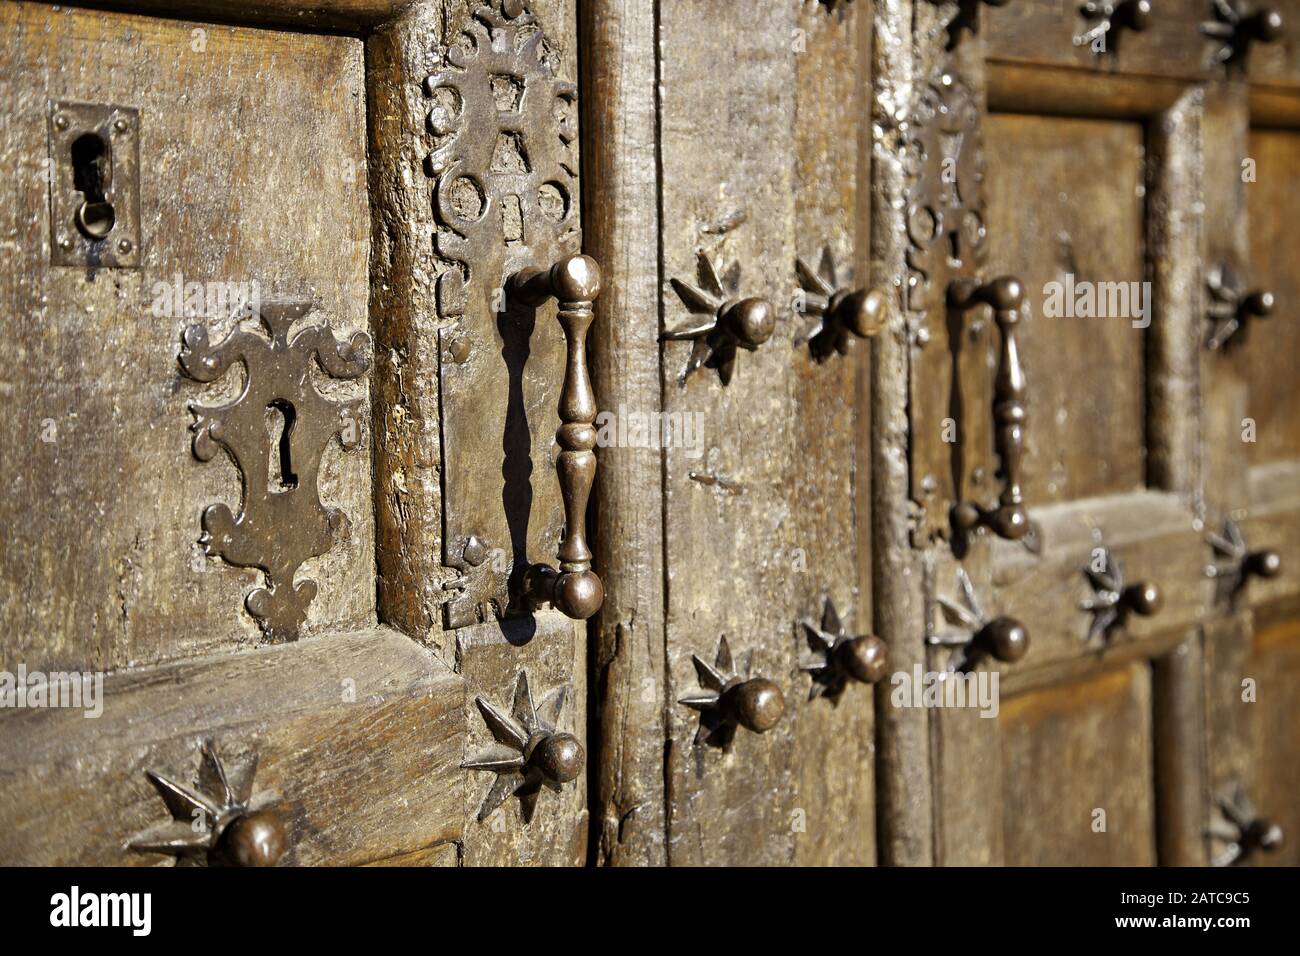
[
  {"left": 794, "top": 246, "right": 887, "bottom": 361},
  {"left": 128, "top": 739, "right": 288, "bottom": 867},
  {"left": 948, "top": 276, "right": 1030, "bottom": 542},
  {"left": 509, "top": 254, "right": 604, "bottom": 621},
  {"left": 930, "top": 568, "right": 1029, "bottom": 672},
  {"left": 680, "top": 636, "right": 786, "bottom": 747}
]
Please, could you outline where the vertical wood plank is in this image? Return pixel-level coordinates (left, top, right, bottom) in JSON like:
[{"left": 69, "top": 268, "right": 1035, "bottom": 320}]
[
  {"left": 659, "top": 0, "right": 799, "bottom": 866},
  {"left": 367, "top": 1, "right": 449, "bottom": 646},
  {"left": 789, "top": 0, "right": 875, "bottom": 866},
  {"left": 1152, "top": 632, "right": 1209, "bottom": 865},
  {"left": 871, "top": 0, "right": 934, "bottom": 866},
  {"left": 581, "top": 0, "right": 668, "bottom": 867}
]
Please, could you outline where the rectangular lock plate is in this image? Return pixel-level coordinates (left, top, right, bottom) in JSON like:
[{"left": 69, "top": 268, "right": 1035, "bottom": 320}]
[{"left": 47, "top": 101, "right": 141, "bottom": 268}]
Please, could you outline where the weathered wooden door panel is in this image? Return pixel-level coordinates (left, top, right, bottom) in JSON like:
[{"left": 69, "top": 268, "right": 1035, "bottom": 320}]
[
  {"left": 0, "top": 629, "right": 465, "bottom": 866},
  {"left": 984, "top": 0, "right": 1215, "bottom": 78},
  {"left": 1000, "top": 664, "right": 1157, "bottom": 866},
  {"left": 0, "top": 3, "right": 374, "bottom": 670},
  {"left": 1197, "top": 70, "right": 1300, "bottom": 868},
  {"left": 1247, "top": 608, "right": 1300, "bottom": 866},
  {"left": 659, "top": 0, "right": 800, "bottom": 867},
  {"left": 984, "top": 113, "right": 1146, "bottom": 507},
  {"left": 1, "top": 0, "right": 592, "bottom": 868},
  {"left": 1199, "top": 84, "right": 1300, "bottom": 868}
]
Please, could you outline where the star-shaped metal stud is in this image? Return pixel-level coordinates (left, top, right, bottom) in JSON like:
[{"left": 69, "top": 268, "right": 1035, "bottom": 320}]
[
  {"left": 928, "top": 568, "right": 1029, "bottom": 673},
  {"left": 462, "top": 671, "right": 584, "bottom": 823},
  {"left": 1202, "top": 0, "right": 1284, "bottom": 67},
  {"left": 1205, "top": 266, "right": 1275, "bottom": 350},
  {"left": 1074, "top": 0, "right": 1152, "bottom": 54},
  {"left": 1079, "top": 548, "right": 1161, "bottom": 644},
  {"left": 127, "top": 738, "right": 288, "bottom": 867},
  {"left": 1208, "top": 784, "right": 1283, "bottom": 866},
  {"left": 664, "top": 252, "right": 776, "bottom": 386},
  {"left": 1205, "top": 518, "right": 1282, "bottom": 602},
  {"left": 679, "top": 635, "right": 785, "bottom": 748},
  {"left": 794, "top": 247, "right": 887, "bottom": 361},
  {"left": 799, "top": 596, "right": 888, "bottom": 700}
]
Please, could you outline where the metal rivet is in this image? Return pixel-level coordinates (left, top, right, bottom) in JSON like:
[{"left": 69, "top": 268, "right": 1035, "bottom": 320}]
[
  {"left": 447, "top": 334, "right": 470, "bottom": 364},
  {"left": 462, "top": 534, "right": 489, "bottom": 567},
  {"left": 53, "top": 115, "right": 68, "bottom": 131},
  {"left": 57, "top": 236, "right": 74, "bottom": 251},
  {"left": 113, "top": 118, "right": 129, "bottom": 133},
  {"left": 116, "top": 238, "right": 133, "bottom": 255}
]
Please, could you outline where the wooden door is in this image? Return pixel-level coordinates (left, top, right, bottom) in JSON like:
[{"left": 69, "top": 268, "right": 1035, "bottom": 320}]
[
  {"left": 875, "top": 0, "right": 1300, "bottom": 866},
  {"left": 0, "top": 0, "right": 591, "bottom": 867}
]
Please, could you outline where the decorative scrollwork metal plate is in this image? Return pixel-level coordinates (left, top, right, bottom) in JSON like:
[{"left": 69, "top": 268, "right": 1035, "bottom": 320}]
[
  {"left": 422, "top": 0, "right": 581, "bottom": 627},
  {"left": 179, "top": 300, "right": 371, "bottom": 642},
  {"left": 904, "top": 66, "right": 986, "bottom": 312}
]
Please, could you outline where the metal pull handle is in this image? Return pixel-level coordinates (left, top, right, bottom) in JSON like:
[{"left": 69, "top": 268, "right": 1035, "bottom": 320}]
[
  {"left": 949, "top": 276, "right": 1030, "bottom": 542},
  {"left": 509, "top": 255, "right": 605, "bottom": 620}
]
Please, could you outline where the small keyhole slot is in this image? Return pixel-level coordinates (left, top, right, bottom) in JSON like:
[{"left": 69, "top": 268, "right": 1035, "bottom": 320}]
[
  {"left": 266, "top": 400, "right": 299, "bottom": 492},
  {"left": 71, "top": 132, "right": 116, "bottom": 241}
]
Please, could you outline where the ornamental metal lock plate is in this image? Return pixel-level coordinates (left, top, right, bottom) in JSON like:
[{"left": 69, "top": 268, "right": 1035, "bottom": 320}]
[
  {"left": 47, "top": 101, "right": 141, "bottom": 268},
  {"left": 179, "top": 300, "right": 371, "bottom": 642}
]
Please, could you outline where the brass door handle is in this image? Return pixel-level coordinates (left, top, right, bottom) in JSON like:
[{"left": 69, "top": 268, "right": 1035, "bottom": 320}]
[
  {"left": 509, "top": 254, "right": 604, "bottom": 620},
  {"left": 948, "top": 276, "right": 1031, "bottom": 542},
  {"left": 128, "top": 739, "right": 288, "bottom": 867}
]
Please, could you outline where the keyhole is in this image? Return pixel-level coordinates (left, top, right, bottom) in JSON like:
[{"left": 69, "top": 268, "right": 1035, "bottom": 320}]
[
  {"left": 266, "top": 400, "right": 298, "bottom": 492},
  {"left": 71, "top": 132, "right": 116, "bottom": 241}
]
